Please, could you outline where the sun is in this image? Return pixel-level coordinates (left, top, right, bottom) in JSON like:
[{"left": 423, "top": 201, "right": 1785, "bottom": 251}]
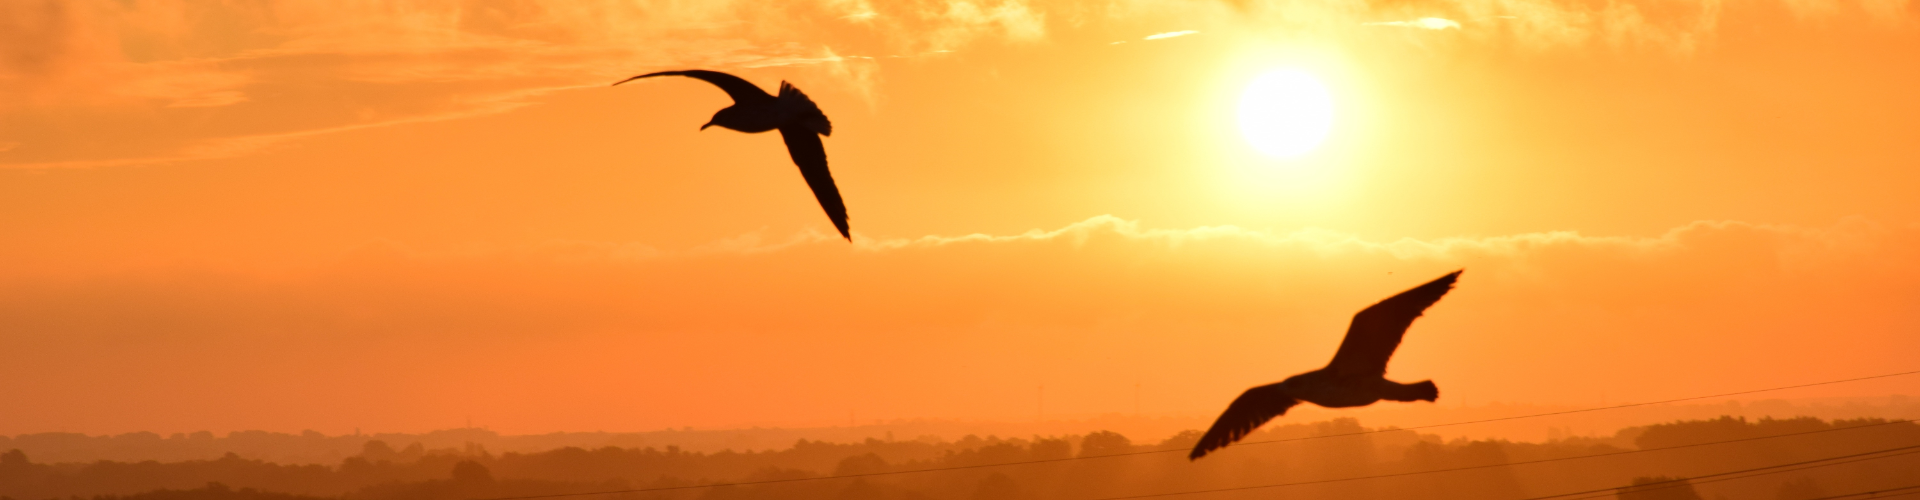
[{"left": 1236, "top": 69, "right": 1335, "bottom": 158}]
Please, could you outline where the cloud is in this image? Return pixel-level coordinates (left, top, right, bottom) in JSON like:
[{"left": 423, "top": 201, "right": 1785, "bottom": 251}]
[
  {"left": 1365, "top": 18, "right": 1463, "bottom": 30},
  {"left": 7, "top": 215, "right": 1918, "bottom": 433},
  {"left": 1205, "top": 0, "right": 1898, "bottom": 54},
  {"left": 837, "top": 216, "right": 1917, "bottom": 284},
  {"left": 12, "top": 215, "right": 1909, "bottom": 321},
  {"left": 0, "top": 0, "right": 1056, "bottom": 170},
  {"left": 813, "top": 46, "right": 884, "bottom": 108},
  {"left": 90, "top": 215, "right": 1887, "bottom": 290},
  {"left": 1143, "top": 30, "right": 1200, "bottom": 40},
  {"left": 923, "top": 0, "right": 1049, "bottom": 48},
  {"left": 0, "top": 0, "right": 1903, "bottom": 170}
]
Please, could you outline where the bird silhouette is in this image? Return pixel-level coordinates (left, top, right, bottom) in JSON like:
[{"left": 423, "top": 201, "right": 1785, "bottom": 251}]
[
  {"left": 614, "top": 70, "right": 850, "bottom": 240},
  {"left": 1189, "top": 270, "right": 1462, "bottom": 460}
]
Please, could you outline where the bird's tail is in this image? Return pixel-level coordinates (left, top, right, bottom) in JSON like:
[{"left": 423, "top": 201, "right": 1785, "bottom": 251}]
[
  {"left": 1384, "top": 380, "right": 1439, "bottom": 402},
  {"left": 1413, "top": 380, "right": 1439, "bottom": 402},
  {"left": 779, "top": 81, "right": 833, "bottom": 136}
]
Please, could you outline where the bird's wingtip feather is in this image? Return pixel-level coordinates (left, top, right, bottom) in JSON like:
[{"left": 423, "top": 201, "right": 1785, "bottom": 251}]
[
  {"left": 612, "top": 70, "right": 684, "bottom": 86},
  {"left": 611, "top": 74, "right": 654, "bottom": 86}
]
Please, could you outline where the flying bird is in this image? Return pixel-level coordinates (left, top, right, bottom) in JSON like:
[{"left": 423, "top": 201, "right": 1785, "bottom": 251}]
[
  {"left": 613, "top": 70, "right": 850, "bottom": 240},
  {"left": 1189, "top": 270, "right": 1462, "bottom": 460}
]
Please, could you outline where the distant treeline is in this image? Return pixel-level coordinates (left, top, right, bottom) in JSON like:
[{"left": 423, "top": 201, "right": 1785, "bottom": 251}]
[
  {"left": 0, "top": 416, "right": 1211, "bottom": 466},
  {"left": 10, "top": 398, "right": 1917, "bottom": 466},
  {"left": 3, "top": 416, "right": 1915, "bottom": 500}
]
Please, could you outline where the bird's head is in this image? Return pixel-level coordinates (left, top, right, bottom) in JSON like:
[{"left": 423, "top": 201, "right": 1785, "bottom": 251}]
[{"left": 702, "top": 107, "right": 742, "bottom": 131}]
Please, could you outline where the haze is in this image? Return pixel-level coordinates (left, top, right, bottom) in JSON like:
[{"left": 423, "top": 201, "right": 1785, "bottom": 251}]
[{"left": 2, "top": 0, "right": 1917, "bottom": 442}]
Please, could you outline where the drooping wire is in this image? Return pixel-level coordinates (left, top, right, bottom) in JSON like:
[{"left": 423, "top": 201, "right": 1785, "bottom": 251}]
[
  {"left": 1527, "top": 447, "right": 1920, "bottom": 500},
  {"left": 1798, "top": 484, "right": 1920, "bottom": 500},
  {"left": 1088, "top": 424, "right": 1920, "bottom": 500}
]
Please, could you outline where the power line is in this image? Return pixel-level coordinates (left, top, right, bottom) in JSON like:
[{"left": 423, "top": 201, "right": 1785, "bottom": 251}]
[
  {"left": 471, "top": 413, "right": 1918, "bottom": 500},
  {"left": 1531, "top": 446, "right": 1920, "bottom": 500},
  {"left": 1085, "top": 424, "right": 1920, "bottom": 500},
  {"left": 1112, "top": 367, "right": 1920, "bottom": 464},
  {"left": 1363, "top": 368, "right": 1920, "bottom": 437},
  {"left": 1802, "top": 485, "right": 1920, "bottom": 500},
  {"left": 1096, "top": 367, "right": 1920, "bottom": 461},
  {"left": 467, "top": 368, "right": 1920, "bottom": 500},
  {"left": 1825, "top": 490, "right": 1920, "bottom": 500}
]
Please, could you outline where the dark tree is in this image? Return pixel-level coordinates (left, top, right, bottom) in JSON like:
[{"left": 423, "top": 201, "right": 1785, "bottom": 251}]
[
  {"left": 833, "top": 453, "right": 887, "bottom": 476},
  {"left": 1078, "top": 431, "right": 1132, "bottom": 458}
]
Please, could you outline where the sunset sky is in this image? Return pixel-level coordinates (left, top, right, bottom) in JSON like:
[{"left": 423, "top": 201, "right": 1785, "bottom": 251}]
[{"left": 2, "top": 0, "right": 1917, "bottom": 437}]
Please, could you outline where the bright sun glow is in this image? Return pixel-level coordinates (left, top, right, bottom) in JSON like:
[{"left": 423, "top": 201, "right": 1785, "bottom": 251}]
[{"left": 1237, "top": 69, "right": 1334, "bottom": 158}]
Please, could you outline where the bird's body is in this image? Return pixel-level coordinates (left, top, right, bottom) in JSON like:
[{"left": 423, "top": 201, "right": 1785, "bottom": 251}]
[
  {"left": 614, "top": 70, "right": 848, "bottom": 240},
  {"left": 700, "top": 83, "right": 832, "bottom": 135},
  {"left": 1189, "top": 270, "right": 1461, "bottom": 460},
  {"left": 1271, "top": 370, "right": 1438, "bottom": 409}
]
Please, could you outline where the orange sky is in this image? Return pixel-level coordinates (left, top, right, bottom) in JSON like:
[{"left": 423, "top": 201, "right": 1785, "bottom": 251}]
[{"left": 2, "top": 0, "right": 1918, "bottom": 436}]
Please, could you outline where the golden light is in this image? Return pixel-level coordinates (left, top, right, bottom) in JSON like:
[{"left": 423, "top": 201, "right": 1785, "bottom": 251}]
[{"left": 1236, "top": 69, "right": 1335, "bottom": 158}]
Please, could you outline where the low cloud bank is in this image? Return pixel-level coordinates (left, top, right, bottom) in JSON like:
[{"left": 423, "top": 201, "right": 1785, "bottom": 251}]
[{"left": 3, "top": 215, "right": 1915, "bottom": 435}]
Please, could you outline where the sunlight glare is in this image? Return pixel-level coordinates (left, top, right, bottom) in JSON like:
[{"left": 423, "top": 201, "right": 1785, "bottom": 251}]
[{"left": 1237, "top": 69, "right": 1335, "bottom": 158}]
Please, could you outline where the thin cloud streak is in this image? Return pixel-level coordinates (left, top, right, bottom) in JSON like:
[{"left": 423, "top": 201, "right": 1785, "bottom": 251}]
[
  {"left": 1365, "top": 18, "right": 1464, "bottom": 30},
  {"left": 282, "top": 216, "right": 1910, "bottom": 304},
  {"left": 853, "top": 215, "right": 1902, "bottom": 268},
  {"left": 1143, "top": 30, "right": 1200, "bottom": 40}
]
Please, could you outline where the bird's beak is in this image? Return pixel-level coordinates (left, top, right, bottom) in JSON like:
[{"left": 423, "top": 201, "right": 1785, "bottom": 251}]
[{"left": 700, "top": 121, "right": 715, "bottom": 131}]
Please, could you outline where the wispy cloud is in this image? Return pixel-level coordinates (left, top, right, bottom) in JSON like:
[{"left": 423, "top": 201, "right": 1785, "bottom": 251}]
[
  {"left": 1206, "top": 0, "right": 1881, "bottom": 53},
  {"left": 924, "top": 0, "right": 1048, "bottom": 48},
  {"left": 0, "top": 0, "right": 1896, "bottom": 169},
  {"left": 415, "top": 215, "right": 1913, "bottom": 287},
  {"left": 0, "top": 0, "right": 1056, "bottom": 170},
  {"left": 1143, "top": 30, "right": 1200, "bottom": 40},
  {"left": 852, "top": 215, "right": 1904, "bottom": 269},
  {"left": 1364, "top": 18, "right": 1463, "bottom": 30}
]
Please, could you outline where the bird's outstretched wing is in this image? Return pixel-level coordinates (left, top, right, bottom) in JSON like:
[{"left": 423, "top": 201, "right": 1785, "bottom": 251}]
[
  {"left": 777, "top": 126, "right": 851, "bottom": 240},
  {"left": 1325, "top": 270, "right": 1461, "bottom": 378},
  {"left": 613, "top": 70, "right": 772, "bottom": 104},
  {"left": 778, "top": 82, "right": 832, "bottom": 136},
  {"left": 1190, "top": 383, "right": 1299, "bottom": 460}
]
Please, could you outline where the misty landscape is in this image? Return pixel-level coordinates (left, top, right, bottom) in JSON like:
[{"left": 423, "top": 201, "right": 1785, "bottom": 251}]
[{"left": 6, "top": 398, "right": 1919, "bottom": 500}]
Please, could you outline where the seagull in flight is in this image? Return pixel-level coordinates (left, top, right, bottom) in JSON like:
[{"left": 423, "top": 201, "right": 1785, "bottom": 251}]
[
  {"left": 1189, "top": 270, "right": 1462, "bottom": 460},
  {"left": 614, "top": 70, "right": 850, "bottom": 240}
]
